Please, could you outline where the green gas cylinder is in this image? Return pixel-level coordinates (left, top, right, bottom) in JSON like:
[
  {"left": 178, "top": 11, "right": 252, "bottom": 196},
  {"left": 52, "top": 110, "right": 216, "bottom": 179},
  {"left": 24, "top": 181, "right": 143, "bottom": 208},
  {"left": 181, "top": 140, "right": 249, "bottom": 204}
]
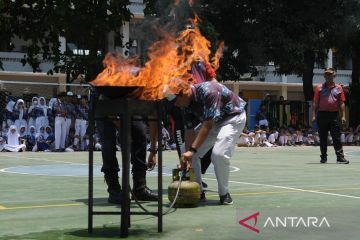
[{"left": 168, "top": 168, "right": 200, "bottom": 207}]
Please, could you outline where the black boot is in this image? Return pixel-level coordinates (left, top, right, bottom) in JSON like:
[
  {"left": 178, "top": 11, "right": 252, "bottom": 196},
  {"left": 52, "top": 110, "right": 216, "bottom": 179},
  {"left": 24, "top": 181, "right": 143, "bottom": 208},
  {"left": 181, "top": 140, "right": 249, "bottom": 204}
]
[
  {"left": 132, "top": 177, "right": 158, "bottom": 201},
  {"left": 320, "top": 155, "right": 327, "bottom": 163},
  {"left": 337, "top": 157, "right": 350, "bottom": 164},
  {"left": 336, "top": 149, "right": 349, "bottom": 164},
  {"left": 104, "top": 172, "right": 122, "bottom": 204}
]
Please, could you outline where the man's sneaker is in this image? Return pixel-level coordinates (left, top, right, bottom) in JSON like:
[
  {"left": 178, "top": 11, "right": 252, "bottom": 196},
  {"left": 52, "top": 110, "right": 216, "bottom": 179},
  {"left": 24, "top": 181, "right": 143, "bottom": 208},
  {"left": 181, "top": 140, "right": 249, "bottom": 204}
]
[
  {"left": 337, "top": 157, "right": 350, "bottom": 164},
  {"left": 200, "top": 191, "right": 206, "bottom": 201},
  {"left": 220, "top": 193, "right": 233, "bottom": 205},
  {"left": 320, "top": 156, "right": 327, "bottom": 163}
]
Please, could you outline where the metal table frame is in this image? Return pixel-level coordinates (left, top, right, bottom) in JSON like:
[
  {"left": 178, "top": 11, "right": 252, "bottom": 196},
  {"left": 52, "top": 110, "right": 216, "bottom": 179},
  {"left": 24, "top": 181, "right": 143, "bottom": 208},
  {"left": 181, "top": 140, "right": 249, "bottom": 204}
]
[{"left": 88, "top": 96, "right": 163, "bottom": 238}]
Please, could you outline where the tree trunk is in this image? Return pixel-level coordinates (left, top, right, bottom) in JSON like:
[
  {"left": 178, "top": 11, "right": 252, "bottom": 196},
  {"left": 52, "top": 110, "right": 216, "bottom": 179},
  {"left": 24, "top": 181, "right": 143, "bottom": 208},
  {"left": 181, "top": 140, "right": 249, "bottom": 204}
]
[
  {"left": 351, "top": 45, "right": 360, "bottom": 85},
  {"left": 302, "top": 50, "right": 315, "bottom": 101},
  {"left": 350, "top": 45, "right": 360, "bottom": 126}
]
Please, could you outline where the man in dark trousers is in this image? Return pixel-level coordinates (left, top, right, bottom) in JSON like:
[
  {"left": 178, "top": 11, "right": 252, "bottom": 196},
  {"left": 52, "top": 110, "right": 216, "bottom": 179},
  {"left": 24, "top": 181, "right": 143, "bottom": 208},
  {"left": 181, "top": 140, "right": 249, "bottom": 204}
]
[
  {"left": 98, "top": 118, "right": 158, "bottom": 204},
  {"left": 312, "top": 68, "right": 349, "bottom": 164}
]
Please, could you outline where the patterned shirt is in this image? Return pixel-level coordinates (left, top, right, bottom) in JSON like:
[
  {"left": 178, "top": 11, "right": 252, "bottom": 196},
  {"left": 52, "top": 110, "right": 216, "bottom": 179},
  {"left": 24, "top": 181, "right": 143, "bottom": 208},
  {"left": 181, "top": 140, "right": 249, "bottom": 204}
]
[
  {"left": 53, "top": 101, "right": 67, "bottom": 117},
  {"left": 186, "top": 81, "right": 246, "bottom": 124},
  {"left": 65, "top": 103, "right": 76, "bottom": 119},
  {"left": 314, "top": 83, "right": 345, "bottom": 112}
]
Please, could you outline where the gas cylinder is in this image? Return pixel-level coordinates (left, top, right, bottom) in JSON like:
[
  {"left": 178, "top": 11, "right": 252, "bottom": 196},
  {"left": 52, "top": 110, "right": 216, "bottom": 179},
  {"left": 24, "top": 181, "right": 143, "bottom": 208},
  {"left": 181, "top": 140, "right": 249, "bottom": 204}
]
[{"left": 168, "top": 168, "right": 200, "bottom": 207}]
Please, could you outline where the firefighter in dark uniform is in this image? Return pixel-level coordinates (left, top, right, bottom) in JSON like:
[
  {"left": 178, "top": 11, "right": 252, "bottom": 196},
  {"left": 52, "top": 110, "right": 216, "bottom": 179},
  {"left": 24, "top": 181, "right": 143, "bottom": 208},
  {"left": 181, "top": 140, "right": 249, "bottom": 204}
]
[
  {"left": 312, "top": 68, "right": 349, "bottom": 164},
  {"left": 98, "top": 118, "right": 158, "bottom": 204}
]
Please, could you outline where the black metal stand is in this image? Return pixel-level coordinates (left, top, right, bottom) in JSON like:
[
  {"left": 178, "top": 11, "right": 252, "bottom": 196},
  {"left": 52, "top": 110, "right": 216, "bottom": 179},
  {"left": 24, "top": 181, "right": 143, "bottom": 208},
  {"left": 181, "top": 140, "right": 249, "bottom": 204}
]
[{"left": 88, "top": 96, "right": 163, "bottom": 238}]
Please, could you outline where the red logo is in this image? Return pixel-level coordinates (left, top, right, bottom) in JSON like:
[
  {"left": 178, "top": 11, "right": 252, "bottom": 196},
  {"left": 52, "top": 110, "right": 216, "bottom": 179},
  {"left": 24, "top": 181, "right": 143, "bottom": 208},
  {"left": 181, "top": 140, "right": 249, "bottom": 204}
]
[{"left": 239, "top": 212, "right": 260, "bottom": 233}]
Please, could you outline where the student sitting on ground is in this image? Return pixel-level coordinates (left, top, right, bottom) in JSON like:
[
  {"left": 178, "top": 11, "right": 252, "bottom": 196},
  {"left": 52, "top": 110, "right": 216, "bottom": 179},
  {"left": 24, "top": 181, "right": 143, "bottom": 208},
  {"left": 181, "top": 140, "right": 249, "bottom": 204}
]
[
  {"left": 25, "top": 126, "right": 36, "bottom": 151},
  {"left": 4, "top": 125, "right": 26, "bottom": 152},
  {"left": 0, "top": 136, "right": 6, "bottom": 151},
  {"left": 237, "top": 127, "right": 251, "bottom": 147}
]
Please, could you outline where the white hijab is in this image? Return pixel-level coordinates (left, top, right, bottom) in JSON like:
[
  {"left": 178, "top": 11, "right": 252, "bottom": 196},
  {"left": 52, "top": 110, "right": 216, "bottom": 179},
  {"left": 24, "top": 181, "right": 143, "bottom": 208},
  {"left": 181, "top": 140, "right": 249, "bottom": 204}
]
[
  {"left": 28, "top": 97, "right": 38, "bottom": 113},
  {"left": 29, "top": 125, "right": 36, "bottom": 137},
  {"left": 7, "top": 125, "right": 19, "bottom": 146},
  {"left": 39, "top": 97, "right": 48, "bottom": 117},
  {"left": 19, "top": 125, "right": 27, "bottom": 137},
  {"left": 36, "top": 126, "right": 47, "bottom": 140},
  {"left": 6, "top": 100, "right": 15, "bottom": 112},
  {"left": 14, "top": 99, "right": 25, "bottom": 120}
]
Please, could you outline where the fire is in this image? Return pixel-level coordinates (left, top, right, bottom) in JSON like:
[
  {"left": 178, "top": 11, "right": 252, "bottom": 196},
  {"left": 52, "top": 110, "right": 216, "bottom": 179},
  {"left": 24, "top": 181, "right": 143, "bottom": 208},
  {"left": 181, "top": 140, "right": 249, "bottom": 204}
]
[{"left": 91, "top": 15, "right": 223, "bottom": 100}]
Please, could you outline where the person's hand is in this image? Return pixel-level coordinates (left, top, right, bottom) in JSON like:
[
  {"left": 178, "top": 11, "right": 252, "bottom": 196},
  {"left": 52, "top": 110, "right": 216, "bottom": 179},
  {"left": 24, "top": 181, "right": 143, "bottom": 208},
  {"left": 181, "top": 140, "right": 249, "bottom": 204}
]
[
  {"left": 341, "top": 117, "right": 346, "bottom": 127},
  {"left": 147, "top": 152, "right": 157, "bottom": 171},
  {"left": 182, "top": 151, "right": 193, "bottom": 171},
  {"left": 312, "top": 116, "right": 316, "bottom": 123}
]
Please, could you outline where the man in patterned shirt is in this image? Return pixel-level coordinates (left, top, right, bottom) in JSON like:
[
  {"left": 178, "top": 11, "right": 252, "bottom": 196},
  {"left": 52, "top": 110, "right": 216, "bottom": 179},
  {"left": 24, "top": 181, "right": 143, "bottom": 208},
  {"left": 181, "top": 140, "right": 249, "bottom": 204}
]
[
  {"left": 312, "top": 68, "right": 349, "bottom": 164},
  {"left": 163, "top": 78, "right": 247, "bottom": 205}
]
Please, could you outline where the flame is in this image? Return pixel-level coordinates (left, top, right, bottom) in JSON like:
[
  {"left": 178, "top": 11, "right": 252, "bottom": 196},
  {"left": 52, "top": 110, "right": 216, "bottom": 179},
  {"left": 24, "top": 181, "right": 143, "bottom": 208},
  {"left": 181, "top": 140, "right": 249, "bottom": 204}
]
[{"left": 92, "top": 16, "right": 223, "bottom": 100}]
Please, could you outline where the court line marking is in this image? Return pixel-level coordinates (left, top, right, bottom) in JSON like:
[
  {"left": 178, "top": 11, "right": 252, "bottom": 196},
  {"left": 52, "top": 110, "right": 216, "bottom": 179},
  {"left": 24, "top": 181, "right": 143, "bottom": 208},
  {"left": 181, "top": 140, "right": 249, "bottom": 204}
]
[
  {"left": 0, "top": 154, "right": 77, "bottom": 164},
  {"left": 0, "top": 203, "right": 83, "bottom": 211},
  {"left": 1, "top": 186, "right": 360, "bottom": 211},
  {"left": 203, "top": 178, "right": 360, "bottom": 200},
  {"left": 205, "top": 187, "right": 360, "bottom": 198}
]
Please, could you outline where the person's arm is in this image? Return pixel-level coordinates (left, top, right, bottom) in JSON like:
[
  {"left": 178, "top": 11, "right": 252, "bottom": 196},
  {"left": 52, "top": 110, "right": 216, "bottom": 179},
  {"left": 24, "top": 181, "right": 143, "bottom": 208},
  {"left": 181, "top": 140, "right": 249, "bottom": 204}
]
[
  {"left": 184, "top": 128, "right": 196, "bottom": 151},
  {"left": 312, "top": 100, "right": 319, "bottom": 123},
  {"left": 312, "top": 86, "right": 320, "bottom": 123},
  {"left": 182, "top": 119, "right": 214, "bottom": 170},
  {"left": 340, "top": 102, "right": 346, "bottom": 125},
  {"left": 147, "top": 121, "right": 158, "bottom": 170},
  {"left": 339, "top": 85, "right": 346, "bottom": 126}
]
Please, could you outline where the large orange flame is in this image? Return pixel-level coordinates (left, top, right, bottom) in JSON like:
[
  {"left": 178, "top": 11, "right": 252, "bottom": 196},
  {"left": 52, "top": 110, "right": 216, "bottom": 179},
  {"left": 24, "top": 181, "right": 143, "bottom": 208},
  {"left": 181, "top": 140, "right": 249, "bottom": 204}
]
[{"left": 91, "top": 16, "right": 223, "bottom": 100}]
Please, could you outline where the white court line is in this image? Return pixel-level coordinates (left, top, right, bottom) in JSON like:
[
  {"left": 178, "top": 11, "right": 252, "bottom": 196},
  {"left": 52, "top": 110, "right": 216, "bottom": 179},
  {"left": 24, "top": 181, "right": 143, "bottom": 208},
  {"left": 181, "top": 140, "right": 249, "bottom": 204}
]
[
  {"left": 0, "top": 154, "right": 77, "bottom": 164},
  {"left": 203, "top": 178, "right": 360, "bottom": 200}
]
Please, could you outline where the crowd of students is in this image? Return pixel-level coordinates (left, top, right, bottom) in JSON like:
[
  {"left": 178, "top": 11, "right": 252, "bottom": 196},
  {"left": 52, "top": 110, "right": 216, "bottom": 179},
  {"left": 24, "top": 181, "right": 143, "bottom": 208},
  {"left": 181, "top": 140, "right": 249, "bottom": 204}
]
[
  {"left": 237, "top": 123, "right": 360, "bottom": 147},
  {"left": 1, "top": 92, "right": 359, "bottom": 152},
  {"left": 0, "top": 92, "right": 91, "bottom": 152}
]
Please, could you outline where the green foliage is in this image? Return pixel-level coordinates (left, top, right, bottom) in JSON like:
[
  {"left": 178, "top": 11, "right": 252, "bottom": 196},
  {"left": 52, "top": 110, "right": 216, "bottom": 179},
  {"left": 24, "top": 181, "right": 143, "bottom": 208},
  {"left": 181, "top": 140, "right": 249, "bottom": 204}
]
[{"left": 0, "top": 0, "right": 132, "bottom": 81}]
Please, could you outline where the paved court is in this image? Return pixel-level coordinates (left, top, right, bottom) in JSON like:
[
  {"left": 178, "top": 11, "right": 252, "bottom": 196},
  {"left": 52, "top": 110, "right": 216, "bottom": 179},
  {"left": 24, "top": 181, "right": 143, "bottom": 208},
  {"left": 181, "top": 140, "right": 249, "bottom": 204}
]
[{"left": 0, "top": 146, "right": 359, "bottom": 240}]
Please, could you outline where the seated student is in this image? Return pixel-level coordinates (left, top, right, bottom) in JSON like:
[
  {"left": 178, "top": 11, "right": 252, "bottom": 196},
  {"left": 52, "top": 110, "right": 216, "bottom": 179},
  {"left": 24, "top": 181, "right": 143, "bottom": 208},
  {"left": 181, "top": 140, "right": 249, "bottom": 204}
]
[
  {"left": 253, "top": 125, "right": 264, "bottom": 146},
  {"left": 287, "top": 126, "right": 297, "bottom": 146},
  {"left": 354, "top": 124, "right": 360, "bottom": 145},
  {"left": 295, "top": 124, "right": 305, "bottom": 145},
  {"left": 0, "top": 136, "right": 6, "bottom": 151},
  {"left": 65, "top": 128, "right": 76, "bottom": 152},
  {"left": 237, "top": 127, "right": 251, "bottom": 147},
  {"left": 25, "top": 126, "right": 36, "bottom": 151},
  {"left": 4, "top": 125, "right": 26, "bottom": 152},
  {"left": 19, "top": 125, "right": 27, "bottom": 139},
  {"left": 344, "top": 127, "right": 355, "bottom": 145},
  {"left": 268, "top": 127, "right": 278, "bottom": 145},
  {"left": 33, "top": 126, "right": 48, "bottom": 152},
  {"left": 45, "top": 126, "right": 55, "bottom": 150},
  {"left": 278, "top": 126, "right": 288, "bottom": 146},
  {"left": 18, "top": 125, "right": 28, "bottom": 150}
]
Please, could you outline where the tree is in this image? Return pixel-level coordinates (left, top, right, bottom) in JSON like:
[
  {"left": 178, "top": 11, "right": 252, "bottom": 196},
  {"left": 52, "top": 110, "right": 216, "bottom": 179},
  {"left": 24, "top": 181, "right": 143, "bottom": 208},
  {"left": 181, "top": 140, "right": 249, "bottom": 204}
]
[
  {"left": 257, "top": 0, "right": 351, "bottom": 101},
  {"left": 0, "top": 0, "right": 132, "bottom": 82},
  {"left": 198, "top": 0, "right": 265, "bottom": 80},
  {"left": 332, "top": 0, "right": 360, "bottom": 126}
]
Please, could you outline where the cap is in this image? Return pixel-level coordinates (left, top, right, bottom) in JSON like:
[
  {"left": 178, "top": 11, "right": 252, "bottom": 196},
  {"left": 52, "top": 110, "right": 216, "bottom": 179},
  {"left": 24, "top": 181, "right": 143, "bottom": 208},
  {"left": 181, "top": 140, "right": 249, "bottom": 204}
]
[{"left": 324, "top": 68, "right": 336, "bottom": 75}]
